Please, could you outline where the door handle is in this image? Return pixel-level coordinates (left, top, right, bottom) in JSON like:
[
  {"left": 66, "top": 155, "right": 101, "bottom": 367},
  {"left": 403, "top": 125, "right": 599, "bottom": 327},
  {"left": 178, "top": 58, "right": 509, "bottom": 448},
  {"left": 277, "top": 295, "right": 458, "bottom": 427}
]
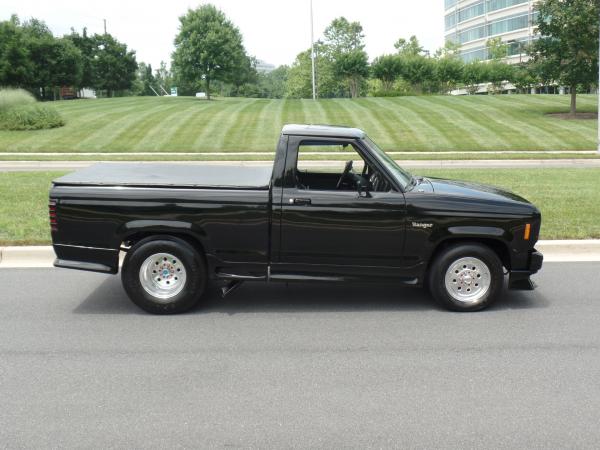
[{"left": 289, "top": 198, "right": 312, "bottom": 206}]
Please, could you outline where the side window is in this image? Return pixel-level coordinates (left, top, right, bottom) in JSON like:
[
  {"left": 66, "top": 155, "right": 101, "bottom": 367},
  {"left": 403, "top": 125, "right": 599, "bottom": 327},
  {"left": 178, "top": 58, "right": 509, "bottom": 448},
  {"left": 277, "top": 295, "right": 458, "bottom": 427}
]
[
  {"left": 294, "top": 141, "right": 389, "bottom": 192},
  {"left": 297, "top": 142, "right": 365, "bottom": 174}
]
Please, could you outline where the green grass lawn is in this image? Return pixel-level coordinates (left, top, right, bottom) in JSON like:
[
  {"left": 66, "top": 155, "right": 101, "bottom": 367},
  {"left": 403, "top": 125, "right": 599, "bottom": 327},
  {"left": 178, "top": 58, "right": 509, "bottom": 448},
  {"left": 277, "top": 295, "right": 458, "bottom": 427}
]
[
  {"left": 0, "top": 152, "right": 598, "bottom": 162},
  {"left": 2, "top": 168, "right": 599, "bottom": 245},
  {"left": 0, "top": 95, "right": 597, "bottom": 155}
]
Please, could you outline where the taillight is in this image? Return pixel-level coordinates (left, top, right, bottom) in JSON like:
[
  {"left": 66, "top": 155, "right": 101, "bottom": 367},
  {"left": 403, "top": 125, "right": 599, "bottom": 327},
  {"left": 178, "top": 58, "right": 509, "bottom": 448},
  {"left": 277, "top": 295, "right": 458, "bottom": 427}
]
[{"left": 49, "top": 199, "right": 58, "bottom": 232}]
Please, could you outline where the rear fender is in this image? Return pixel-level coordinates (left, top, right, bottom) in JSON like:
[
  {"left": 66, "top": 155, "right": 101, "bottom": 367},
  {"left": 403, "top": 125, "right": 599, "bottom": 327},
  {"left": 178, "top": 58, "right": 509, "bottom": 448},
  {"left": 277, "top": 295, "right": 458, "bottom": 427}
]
[{"left": 118, "top": 220, "right": 211, "bottom": 254}]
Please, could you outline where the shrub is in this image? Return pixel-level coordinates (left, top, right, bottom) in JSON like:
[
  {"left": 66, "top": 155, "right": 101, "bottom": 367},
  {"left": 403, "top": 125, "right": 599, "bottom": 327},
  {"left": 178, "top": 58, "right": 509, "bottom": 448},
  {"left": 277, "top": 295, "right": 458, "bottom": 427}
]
[
  {"left": 0, "top": 89, "right": 65, "bottom": 130},
  {"left": 0, "top": 88, "right": 36, "bottom": 113},
  {"left": 0, "top": 104, "right": 65, "bottom": 130}
]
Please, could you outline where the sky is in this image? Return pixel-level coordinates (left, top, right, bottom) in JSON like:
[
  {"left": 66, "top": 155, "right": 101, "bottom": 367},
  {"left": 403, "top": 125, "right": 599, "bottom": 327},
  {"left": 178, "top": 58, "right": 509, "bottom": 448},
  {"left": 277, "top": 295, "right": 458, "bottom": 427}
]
[{"left": 1, "top": 0, "right": 445, "bottom": 69}]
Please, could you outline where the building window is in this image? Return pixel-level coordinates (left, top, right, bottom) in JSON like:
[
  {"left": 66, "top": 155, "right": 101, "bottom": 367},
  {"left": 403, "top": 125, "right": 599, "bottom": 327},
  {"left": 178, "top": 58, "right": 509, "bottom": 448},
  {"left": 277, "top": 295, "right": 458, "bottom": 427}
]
[
  {"left": 487, "top": 13, "right": 529, "bottom": 37},
  {"left": 445, "top": 0, "right": 458, "bottom": 10},
  {"left": 486, "top": 0, "right": 528, "bottom": 13},
  {"left": 456, "top": 36, "right": 537, "bottom": 62},
  {"left": 455, "top": 11, "right": 535, "bottom": 45},
  {"left": 445, "top": 13, "right": 457, "bottom": 30},
  {"left": 459, "top": 1, "right": 485, "bottom": 23},
  {"left": 458, "top": 24, "right": 486, "bottom": 44},
  {"left": 460, "top": 46, "right": 488, "bottom": 62},
  {"left": 445, "top": 0, "right": 530, "bottom": 31}
]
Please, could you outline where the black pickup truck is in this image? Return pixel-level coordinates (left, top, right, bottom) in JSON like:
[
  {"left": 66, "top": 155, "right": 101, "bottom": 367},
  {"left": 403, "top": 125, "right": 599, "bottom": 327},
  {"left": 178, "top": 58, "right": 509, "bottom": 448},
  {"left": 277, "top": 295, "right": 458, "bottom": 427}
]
[{"left": 49, "top": 124, "right": 542, "bottom": 314}]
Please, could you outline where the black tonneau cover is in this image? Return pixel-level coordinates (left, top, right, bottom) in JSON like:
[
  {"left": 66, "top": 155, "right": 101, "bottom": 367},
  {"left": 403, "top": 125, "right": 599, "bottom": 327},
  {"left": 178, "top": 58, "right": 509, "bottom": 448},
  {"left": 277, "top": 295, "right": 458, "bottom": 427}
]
[{"left": 53, "top": 163, "right": 273, "bottom": 190}]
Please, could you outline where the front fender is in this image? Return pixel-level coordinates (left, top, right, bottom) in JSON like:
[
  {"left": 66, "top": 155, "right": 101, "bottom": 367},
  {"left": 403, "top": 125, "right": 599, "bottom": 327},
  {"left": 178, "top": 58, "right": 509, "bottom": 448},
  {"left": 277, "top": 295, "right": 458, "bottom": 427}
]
[{"left": 445, "top": 225, "right": 509, "bottom": 240}]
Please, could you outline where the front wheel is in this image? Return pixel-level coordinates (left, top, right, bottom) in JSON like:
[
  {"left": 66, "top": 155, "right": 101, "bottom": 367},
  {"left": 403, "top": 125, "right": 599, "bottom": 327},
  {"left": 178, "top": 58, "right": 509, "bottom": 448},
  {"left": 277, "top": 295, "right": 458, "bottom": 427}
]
[
  {"left": 428, "top": 243, "right": 504, "bottom": 312},
  {"left": 121, "top": 236, "right": 207, "bottom": 314}
]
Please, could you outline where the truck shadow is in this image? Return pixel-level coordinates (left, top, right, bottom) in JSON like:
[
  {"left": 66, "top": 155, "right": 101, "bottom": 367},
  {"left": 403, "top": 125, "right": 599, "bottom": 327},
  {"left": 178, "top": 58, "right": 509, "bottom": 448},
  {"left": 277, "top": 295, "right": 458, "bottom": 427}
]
[{"left": 73, "top": 277, "right": 549, "bottom": 315}]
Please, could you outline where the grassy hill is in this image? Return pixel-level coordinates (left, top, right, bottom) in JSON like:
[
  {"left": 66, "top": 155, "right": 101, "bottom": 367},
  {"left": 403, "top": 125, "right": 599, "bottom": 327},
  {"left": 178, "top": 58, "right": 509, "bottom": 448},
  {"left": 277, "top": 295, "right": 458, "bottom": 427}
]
[{"left": 0, "top": 95, "right": 597, "bottom": 155}]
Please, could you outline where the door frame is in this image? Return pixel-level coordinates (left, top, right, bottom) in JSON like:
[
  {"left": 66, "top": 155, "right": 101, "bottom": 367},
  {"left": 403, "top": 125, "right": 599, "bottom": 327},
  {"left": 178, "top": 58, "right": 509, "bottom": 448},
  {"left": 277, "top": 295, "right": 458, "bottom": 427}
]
[{"left": 271, "top": 135, "right": 407, "bottom": 276}]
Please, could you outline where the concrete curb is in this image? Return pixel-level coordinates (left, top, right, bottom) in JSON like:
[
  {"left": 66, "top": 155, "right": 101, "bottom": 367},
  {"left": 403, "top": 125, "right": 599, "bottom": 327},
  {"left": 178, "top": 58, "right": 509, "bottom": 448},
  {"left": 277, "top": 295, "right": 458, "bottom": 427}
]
[
  {"left": 0, "top": 246, "right": 56, "bottom": 268},
  {"left": 536, "top": 240, "right": 600, "bottom": 262},
  {"left": 2, "top": 241, "right": 600, "bottom": 268}
]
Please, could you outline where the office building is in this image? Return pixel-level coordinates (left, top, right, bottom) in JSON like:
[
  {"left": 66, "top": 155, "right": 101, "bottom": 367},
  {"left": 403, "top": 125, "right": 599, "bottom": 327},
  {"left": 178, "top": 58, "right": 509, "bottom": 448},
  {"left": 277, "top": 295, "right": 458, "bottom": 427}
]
[{"left": 444, "top": 0, "right": 538, "bottom": 64}]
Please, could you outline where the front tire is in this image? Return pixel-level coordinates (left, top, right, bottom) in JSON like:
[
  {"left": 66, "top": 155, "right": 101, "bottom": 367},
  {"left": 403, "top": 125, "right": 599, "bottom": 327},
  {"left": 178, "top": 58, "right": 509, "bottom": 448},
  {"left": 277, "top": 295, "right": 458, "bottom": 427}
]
[
  {"left": 121, "top": 236, "right": 207, "bottom": 314},
  {"left": 428, "top": 243, "right": 503, "bottom": 312}
]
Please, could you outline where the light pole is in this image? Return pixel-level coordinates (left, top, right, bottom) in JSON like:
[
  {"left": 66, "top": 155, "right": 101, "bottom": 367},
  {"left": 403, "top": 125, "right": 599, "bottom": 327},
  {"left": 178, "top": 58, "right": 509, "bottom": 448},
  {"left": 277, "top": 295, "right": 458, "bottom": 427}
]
[{"left": 310, "top": 0, "right": 316, "bottom": 100}]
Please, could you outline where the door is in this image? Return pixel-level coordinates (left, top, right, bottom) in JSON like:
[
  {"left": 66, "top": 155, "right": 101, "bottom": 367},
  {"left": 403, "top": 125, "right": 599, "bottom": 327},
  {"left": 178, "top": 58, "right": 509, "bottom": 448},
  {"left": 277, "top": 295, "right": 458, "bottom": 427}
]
[{"left": 275, "top": 137, "right": 407, "bottom": 277}]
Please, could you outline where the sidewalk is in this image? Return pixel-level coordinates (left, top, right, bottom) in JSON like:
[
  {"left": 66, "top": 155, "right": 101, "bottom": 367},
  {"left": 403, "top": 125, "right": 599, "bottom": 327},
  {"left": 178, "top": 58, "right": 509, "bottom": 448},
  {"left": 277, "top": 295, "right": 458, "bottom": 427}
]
[
  {"left": 2, "top": 159, "right": 600, "bottom": 172},
  {"left": 2, "top": 241, "right": 600, "bottom": 268}
]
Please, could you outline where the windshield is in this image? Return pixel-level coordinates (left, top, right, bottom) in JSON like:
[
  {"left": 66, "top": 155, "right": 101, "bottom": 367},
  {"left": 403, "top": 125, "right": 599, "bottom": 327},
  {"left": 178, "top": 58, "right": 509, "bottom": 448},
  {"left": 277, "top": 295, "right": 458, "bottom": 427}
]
[{"left": 363, "top": 136, "right": 412, "bottom": 189}]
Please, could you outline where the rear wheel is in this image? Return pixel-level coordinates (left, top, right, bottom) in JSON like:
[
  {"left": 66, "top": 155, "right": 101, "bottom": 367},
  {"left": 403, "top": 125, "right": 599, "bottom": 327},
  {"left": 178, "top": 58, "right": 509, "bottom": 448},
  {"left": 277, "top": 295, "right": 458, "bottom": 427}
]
[
  {"left": 121, "top": 236, "right": 207, "bottom": 314},
  {"left": 428, "top": 243, "right": 503, "bottom": 312}
]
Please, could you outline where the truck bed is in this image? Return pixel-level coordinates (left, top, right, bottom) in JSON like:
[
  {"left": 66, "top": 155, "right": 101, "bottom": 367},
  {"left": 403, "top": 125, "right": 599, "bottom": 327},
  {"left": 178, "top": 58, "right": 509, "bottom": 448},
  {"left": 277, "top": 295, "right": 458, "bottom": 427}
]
[{"left": 53, "top": 163, "right": 273, "bottom": 190}]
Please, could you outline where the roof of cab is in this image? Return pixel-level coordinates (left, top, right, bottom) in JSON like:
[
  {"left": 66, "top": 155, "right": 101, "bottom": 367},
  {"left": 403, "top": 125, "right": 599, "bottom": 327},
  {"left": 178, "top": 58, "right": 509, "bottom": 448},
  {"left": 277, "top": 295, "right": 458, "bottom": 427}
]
[{"left": 282, "top": 124, "right": 366, "bottom": 139}]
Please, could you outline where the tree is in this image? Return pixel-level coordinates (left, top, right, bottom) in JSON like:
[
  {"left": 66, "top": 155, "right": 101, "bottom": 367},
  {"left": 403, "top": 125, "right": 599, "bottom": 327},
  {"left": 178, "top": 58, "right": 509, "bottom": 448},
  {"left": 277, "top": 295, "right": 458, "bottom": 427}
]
[
  {"left": 532, "top": 0, "right": 600, "bottom": 115},
  {"left": 486, "top": 37, "right": 509, "bottom": 61},
  {"left": 135, "top": 62, "right": 156, "bottom": 96},
  {"left": 286, "top": 44, "right": 342, "bottom": 98},
  {"left": 333, "top": 50, "right": 370, "bottom": 98},
  {"left": 436, "top": 57, "right": 464, "bottom": 94},
  {"left": 510, "top": 63, "right": 537, "bottom": 93},
  {"left": 371, "top": 54, "right": 403, "bottom": 92},
  {"left": 49, "top": 38, "right": 83, "bottom": 99},
  {"left": 323, "top": 17, "right": 369, "bottom": 98},
  {"left": 154, "top": 61, "right": 173, "bottom": 94},
  {"left": 486, "top": 60, "right": 514, "bottom": 94},
  {"left": 394, "top": 36, "right": 425, "bottom": 56},
  {"left": 400, "top": 55, "right": 435, "bottom": 93},
  {"left": 0, "top": 16, "right": 32, "bottom": 88},
  {"left": 462, "top": 61, "right": 488, "bottom": 95},
  {"left": 90, "top": 33, "right": 137, "bottom": 96},
  {"left": 434, "top": 41, "right": 463, "bottom": 94},
  {"left": 256, "top": 65, "right": 289, "bottom": 98},
  {"left": 20, "top": 18, "right": 55, "bottom": 96},
  {"left": 66, "top": 28, "right": 96, "bottom": 91},
  {"left": 230, "top": 55, "right": 258, "bottom": 93},
  {"left": 434, "top": 40, "right": 461, "bottom": 59},
  {"left": 17, "top": 18, "right": 83, "bottom": 99},
  {"left": 172, "top": 4, "right": 250, "bottom": 100},
  {"left": 323, "top": 17, "right": 365, "bottom": 54}
]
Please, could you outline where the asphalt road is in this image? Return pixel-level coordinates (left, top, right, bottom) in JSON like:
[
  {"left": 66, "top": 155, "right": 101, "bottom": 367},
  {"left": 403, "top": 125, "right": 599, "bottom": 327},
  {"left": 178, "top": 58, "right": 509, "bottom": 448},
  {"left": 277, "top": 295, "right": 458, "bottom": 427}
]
[{"left": 1, "top": 263, "right": 599, "bottom": 448}]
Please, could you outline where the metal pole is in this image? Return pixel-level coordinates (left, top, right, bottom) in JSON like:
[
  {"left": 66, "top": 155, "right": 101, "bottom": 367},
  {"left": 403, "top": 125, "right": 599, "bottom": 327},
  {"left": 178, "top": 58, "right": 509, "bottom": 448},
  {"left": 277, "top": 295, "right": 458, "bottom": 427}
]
[
  {"left": 103, "top": 19, "right": 107, "bottom": 34},
  {"left": 310, "top": 0, "right": 316, "bottom": 100},
  {"left": 597, "top": 10, "right": 600, "bottom": 153}
]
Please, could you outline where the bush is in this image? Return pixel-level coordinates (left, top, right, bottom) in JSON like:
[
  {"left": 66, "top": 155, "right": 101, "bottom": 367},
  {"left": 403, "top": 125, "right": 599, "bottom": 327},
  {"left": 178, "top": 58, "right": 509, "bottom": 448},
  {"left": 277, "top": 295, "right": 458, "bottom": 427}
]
[
  {"left": 367, "top": 78, "right": 413, "bottom": 97},
  {"left": 0, "top": 89, "right": 64, "bottom": 130},
  {"left": 0, "top": 88, "right": 36, "bottom": 113},
  {"left": 0, "top": 104, "right": 65, "bottom": 130}
]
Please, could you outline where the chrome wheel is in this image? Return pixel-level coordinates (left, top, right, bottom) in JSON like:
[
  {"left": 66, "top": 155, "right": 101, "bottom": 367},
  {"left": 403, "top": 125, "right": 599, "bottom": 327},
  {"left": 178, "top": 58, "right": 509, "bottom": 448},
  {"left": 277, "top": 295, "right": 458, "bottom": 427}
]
[
  {"left": 139, "top": 253, "right": 187, "bottom": 302},
  {"left": 444, "top": 256, "right": 491, "bottom": 305}
]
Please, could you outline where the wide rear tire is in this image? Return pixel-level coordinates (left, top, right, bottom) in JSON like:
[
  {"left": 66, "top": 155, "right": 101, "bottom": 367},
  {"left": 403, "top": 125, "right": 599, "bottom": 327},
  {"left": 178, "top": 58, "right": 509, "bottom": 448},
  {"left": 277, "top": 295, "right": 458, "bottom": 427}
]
[{"left": 121, "top": 236, "right": 207, "bottom": 314}]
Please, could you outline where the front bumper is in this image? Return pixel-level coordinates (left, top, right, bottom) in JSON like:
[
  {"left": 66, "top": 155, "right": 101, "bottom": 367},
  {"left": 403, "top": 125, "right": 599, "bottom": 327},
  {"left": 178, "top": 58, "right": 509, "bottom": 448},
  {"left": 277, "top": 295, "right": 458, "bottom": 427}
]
[{"left": 508, "top": 249, "right": 543, "bottom": 290}]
